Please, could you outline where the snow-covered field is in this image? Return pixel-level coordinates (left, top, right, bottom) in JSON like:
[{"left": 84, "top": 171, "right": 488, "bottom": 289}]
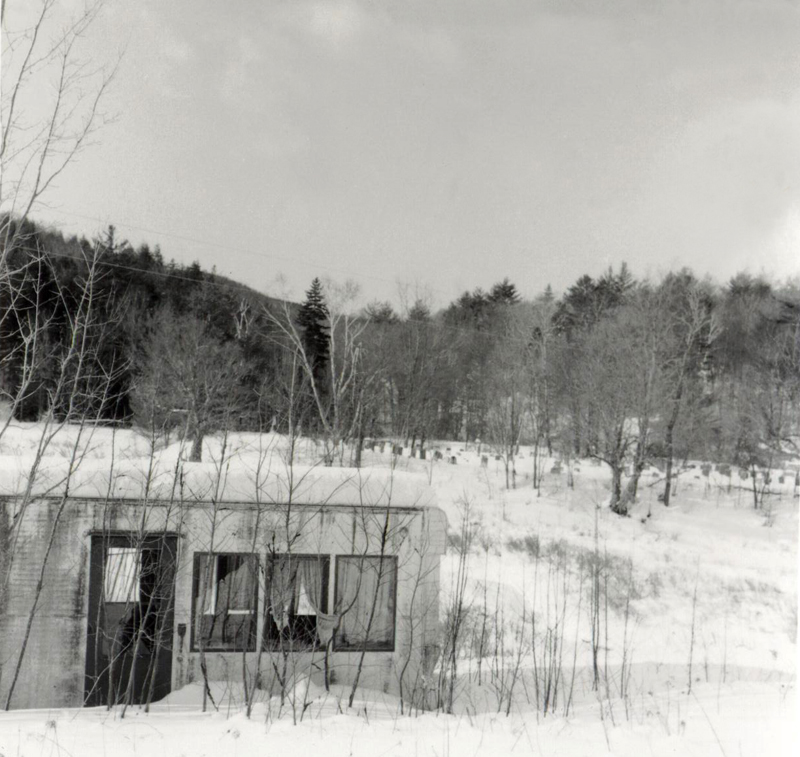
[{"left": 0, "top": 425, "right": 797, "bottom": 756}]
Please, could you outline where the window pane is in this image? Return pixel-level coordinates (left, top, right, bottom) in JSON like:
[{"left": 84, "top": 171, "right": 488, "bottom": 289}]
[
  {"left": 104, "top": 548, "right": 139, "bottom": 604},
  {"left": 217, "top": 555, "right": 255, "bottom": 613},
  {"left": 198, "top": 613, "right": 255, "bottom": 651},
  {"left": 265, "top": 555, "right": 328, "bottom": 650},
  {"left": 335, "top": 556, "right": 396, "bottom": 650},
  {"left": 193, "top": 553, "right": 257, "bottom": 651}
]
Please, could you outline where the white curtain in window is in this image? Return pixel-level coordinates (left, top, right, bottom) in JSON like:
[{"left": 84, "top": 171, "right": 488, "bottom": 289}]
[
  {"left": 217, "top": 556, "right": 254, "bottom": 613},
  {"left": 196, "top": 555, "right": 214, "bottom": 615},
  {"left": 300, "top": 558, "right": 339, "bottom": 644},
  {"left": 337, "top": 557, "right": 395, "bottom": 647}
]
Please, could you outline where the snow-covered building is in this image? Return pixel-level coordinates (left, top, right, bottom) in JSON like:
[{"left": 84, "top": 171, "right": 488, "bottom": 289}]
[{"left": 0, "top": 463, "right": 447, "bottom": 709}]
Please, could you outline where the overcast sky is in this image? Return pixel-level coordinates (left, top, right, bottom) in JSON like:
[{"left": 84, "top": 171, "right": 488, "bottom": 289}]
[{"left": 17, "top": 0, "right": 800, "bottom": 306}]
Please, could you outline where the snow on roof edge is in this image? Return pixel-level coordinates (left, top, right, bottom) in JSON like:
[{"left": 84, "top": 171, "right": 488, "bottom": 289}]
[{"left": 0, "top": 460, "right": 438, "bottom": 509}]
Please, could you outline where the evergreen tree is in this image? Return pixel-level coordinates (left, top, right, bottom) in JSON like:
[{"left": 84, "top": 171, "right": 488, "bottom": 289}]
[
  {"left": 447, "top": 288, "right": 491, "bottom": 328},
  {"left": 488, "top": 277, "right": 520, "bottom": 306},
  {"left": 297, "top": 277, "right": 330, "bottom": 383},
  {"left": 363, "top": 300, "right": 398, "bottom": 325},
  {"left": 407, "top": 299, "right": 432, "bottom": 322},
  {"left": 553, "top": 265, "right": 633, "bottom": 337}
]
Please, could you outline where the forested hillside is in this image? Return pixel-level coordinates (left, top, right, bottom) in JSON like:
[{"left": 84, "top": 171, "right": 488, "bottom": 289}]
[
  {"left": 0, "top": 217, "right": 288, "bottom": 457},
  {"left": 1, "top": 216, "right": 798, "bottom": 510}
]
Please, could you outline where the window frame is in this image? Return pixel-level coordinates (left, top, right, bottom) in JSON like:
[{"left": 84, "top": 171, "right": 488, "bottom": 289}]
[
  {"left": 191, "top": 552, "right": 259, "bottom": 653},
  {"left": 263, "top": 553, "right": 330, "bottom": 651},
  {"left": 333, "top": 554, "right": 398, "bottom": 653}
]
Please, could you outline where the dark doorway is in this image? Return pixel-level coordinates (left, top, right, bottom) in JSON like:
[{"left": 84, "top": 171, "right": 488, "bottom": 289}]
[{"left": 84, "top": 533, "right": 178, "bottom": 707}]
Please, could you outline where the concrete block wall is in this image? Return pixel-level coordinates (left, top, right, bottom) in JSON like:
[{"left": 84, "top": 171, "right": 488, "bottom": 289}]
[{"left": 0, "top": 497, "right": 446, "bottom": 709}]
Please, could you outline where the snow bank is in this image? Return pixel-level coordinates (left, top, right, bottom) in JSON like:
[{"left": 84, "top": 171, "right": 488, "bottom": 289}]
[{"left": 0, "top": 681, "right": 794, "bottom": 756}]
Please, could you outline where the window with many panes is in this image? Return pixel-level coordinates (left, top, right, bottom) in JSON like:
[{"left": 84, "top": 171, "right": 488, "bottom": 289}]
[
  {"left": 264, "top": 554, "right": 329, "bottom": 650},
  {"left": 192, "top": 553, "right": 258, "bottom": 652},
  {"left": 335, "top": 556, "right": 397, "bottom": 651}
]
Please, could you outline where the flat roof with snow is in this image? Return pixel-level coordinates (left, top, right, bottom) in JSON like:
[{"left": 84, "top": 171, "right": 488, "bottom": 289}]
[{"left": 0, "top": 461, "right": 438, "bottom": 510}]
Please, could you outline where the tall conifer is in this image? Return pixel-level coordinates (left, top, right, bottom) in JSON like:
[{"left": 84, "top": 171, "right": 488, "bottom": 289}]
[{"left": 297, "top": 277, "right": 330, "bottom": 383}]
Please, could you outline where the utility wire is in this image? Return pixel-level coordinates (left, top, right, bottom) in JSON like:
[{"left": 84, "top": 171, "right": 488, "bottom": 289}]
[
  {"left": 34, "top": 206, "right": 458, "bottom": 299},
  {"left": 5, "top": 243, "right": 553, "bottom": 349}
]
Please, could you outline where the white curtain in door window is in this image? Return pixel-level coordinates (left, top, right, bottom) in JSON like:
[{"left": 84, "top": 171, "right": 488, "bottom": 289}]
[{"left": 104, "top": 548, "right": 140, "bottom": 604}]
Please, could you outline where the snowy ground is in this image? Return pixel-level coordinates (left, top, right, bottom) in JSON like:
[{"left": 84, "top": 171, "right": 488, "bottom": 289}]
[
  {"left": 0, "top": 680, "right": 795, "bottom": 757},
  {"left": 0, "top": 425, "right": 797, "bottom": 755}
]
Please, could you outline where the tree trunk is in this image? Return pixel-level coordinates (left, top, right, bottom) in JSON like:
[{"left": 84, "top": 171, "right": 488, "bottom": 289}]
[
  {"left": 662, "top": 385, "right": 683, "bottom": 507},
  {"left": 663, "top": 452, "right": 674, "bottom": 507},
  {"left": 190, "top": 431, "right": 204, "bottom": 462},
  {"left": 610, "top": 466, "right": 627, "bottom": 515},
  {"left": 624, "top": 434, "right": 648, "bottom": 505},
  {"left": 571, "top": 401, "right": 582, "bottom": 456},
  {"left": 620, "top": 458, "right": 646, "bottom": 514}
]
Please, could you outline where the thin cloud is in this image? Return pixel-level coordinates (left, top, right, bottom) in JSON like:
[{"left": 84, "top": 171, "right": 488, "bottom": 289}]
[{"left": 308, "top": 1, "right": 366, "bottom": 47}]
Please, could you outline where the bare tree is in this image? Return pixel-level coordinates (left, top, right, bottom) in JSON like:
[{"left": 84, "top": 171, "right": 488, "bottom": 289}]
[
  {"left": 485, "top": 307, "right": 532, "bottom": 489},
  {"left": 613, "top": 288, "right": 662, "bottom": 507},
  {"left": 654, "top": 275, "right": 716, "bottom": 507},
  {"left": 391, "top": 296, "right": 452, "bottom": 453},
  {"left": 519, "top": 299, "right": 557, "bottom": 490},
  {"left": 437, "top": 496, "right": 474, "bottom": 713},
  {"left": 342, "top": 486, "right": 414, "bottom": 709},
  {"left": 1, "top": 245, "right": 128, "bottom": 708},
  {"left": 263, "top": 279, "right": 370, "bottom": 466},
  {"left": 1, "top": 0, "right": 118, "bottom": 254},
  {"left": 1, "top": 0, "right": 118, "bottom": 441},
  {"left": 130, "top": 308, "right": 248, "bottom": 462},
  {"left": 0, "top": 243, "right": 59, "bottom": 440},
  {"left": 574, "top": 315, "right": 638, "bottom": 515},
  {"left": 485, "top": 366, "right": 526, "bottom": 490}
]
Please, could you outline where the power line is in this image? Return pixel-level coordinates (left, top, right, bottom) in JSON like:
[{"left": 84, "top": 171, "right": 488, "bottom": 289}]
[
  {"left": 5, "top": 243, "right": 551, "bottom": 348},
  {"left": 36, "top": 206, "right": 458, "bottom": 299},
  {"left": 9, "top": 243, "right": 274, "bottom": 295}
]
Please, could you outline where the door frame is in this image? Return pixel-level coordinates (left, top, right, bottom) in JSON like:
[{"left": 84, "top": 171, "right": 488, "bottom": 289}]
[{"left": 84, "top": 531, "right": 180, "bottom": 707}]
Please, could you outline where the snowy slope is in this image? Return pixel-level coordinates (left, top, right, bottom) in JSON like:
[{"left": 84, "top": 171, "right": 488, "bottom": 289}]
[{"left": 0, "top": 427, "right": 797, "bottom": 756}]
